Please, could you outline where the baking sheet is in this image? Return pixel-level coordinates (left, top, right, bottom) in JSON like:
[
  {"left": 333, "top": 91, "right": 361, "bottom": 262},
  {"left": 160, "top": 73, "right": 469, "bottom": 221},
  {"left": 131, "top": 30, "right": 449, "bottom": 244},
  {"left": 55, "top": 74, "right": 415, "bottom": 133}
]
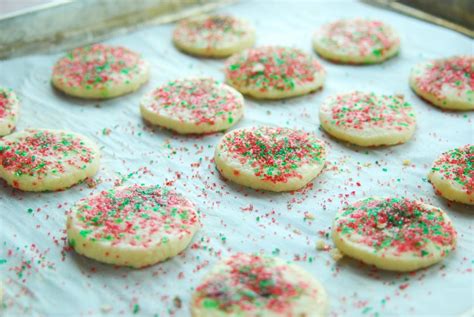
[{"left": 0, "top": 0, "right": 473, "bottom": 316}]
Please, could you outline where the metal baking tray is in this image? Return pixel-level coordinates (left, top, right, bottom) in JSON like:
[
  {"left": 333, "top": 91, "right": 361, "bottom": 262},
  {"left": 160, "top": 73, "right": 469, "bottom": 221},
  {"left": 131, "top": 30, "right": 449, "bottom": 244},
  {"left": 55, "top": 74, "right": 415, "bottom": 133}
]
[
  {"left": 0, "top": 0, "right": 234, "bottom": 60},
  {"left": 363, "top": 0, "right": 474, "bottom": 38}
]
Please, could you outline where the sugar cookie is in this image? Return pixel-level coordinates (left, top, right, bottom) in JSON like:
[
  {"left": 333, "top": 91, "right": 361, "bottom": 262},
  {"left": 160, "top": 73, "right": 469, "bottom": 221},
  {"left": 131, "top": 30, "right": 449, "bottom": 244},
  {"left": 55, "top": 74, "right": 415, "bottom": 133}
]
[
  {"left": 0, "top": 129, "right": 100, "bottom": 191},
  {"left": 313, "top": 19, "right": 400, "bottom": 64},
  {"left": 191, "top": 253, "right": 328, "bottom": 317},
  {"left": 319, "top": 91, "right": 416, "bottom": 146},
  {"left": 410, "top": 56, "right": 474, "bottom": 110},
  {"left": 428, "top": 145, "right": 473, "bottom": 205},
  {"left": 225, "top": 46, "right": 325, "bottom": 99},
  {"left": 332, "top": 197, "right": 457, "bottom": 272},
  {"left": 0, "top": 86, "right": 20, "bottom": 136},
  {"left": 215, "top": 126, "right": 326, "bottom": 192},
  {"left": 173, "top": 14, "right": 255, "bottom": 58},
  {"left": 140, "top": 78, "right": 244, "bottom": 134},
  {"left": 67, "top": 184, "right": 200, "bottom": 268},
  {"left": 52, "top": 44, "right": 150, "bottom": 99}
]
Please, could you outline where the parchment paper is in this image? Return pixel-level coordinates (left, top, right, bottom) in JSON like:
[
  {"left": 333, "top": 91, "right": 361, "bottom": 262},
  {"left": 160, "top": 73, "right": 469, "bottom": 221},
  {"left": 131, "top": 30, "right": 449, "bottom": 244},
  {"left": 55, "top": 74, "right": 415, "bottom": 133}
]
[{"left": 0, "top": 0, "right": 473, "bottom": 316}]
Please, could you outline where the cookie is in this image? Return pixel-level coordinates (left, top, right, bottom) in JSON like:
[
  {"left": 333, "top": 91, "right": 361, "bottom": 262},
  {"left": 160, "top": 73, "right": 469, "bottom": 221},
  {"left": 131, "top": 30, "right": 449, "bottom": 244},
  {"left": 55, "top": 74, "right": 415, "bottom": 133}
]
[
  {"left": 52, "top": 44, "right": 150, "bottom": 99},
  {"left": 191, "top": 253, "right": 328, "bottom": 317},
  {"left": 313, "top": 19, "right": 400, "bottom": 64},
  {"left": 67, "top": 184, "right": 200, "bottom": 268},
  {"left": 428, "top": 145, "right": 473, "bottom": 205},
  {"left": 319, "top": 91, "right": 416, "bottom": 146},
  {"left": 173, "top": 14, "right": 255, "bottom": 58},
  {"left": 0, "top": 129, "right": 100, "bottom": 191},
  {"left": 140, "top": 78, "right": 244, "bottom": 134},
  {"left": 332, "top": 197, "right": 457, "bottom": 272},
  {"left": 410, "top": 56, "right": 474, "bottom": 110},
  {"left": 225, "top": 46, "right": 325, "bottom": 99},
  {"left": 215, "top": 126, "right": 327, "bottom": 192},
  {"left": 0, "top": 86, "right": 20, "bottom": 136}
]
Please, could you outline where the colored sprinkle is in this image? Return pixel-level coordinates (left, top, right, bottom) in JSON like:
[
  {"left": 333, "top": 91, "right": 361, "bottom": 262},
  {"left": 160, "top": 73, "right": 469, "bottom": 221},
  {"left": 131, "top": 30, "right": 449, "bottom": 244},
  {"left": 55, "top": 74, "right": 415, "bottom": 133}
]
[
  {"left": 69, "top": 185, "right": 200, "bottom": 247},
  {"left": 314, "top": 19, "right": 399, "bottom": 62},
  {"left": 430, "top": 144, "right": 473, "bottom": 199},
  {"left": 334, "top": 197, "right": 457, "bottom": 256},
  {"left": 412, "top": 56, "right": 473, "bottom": 102},
  {"left": 52, "top": 44, "right": 147, "bottom": 94},
  {"left": 321, "top": 91, "right": 415, "bottom": 131},
  {"left": 225, "top": 46, "right": 324, "bottom": 93},
  {"left": 216, "top": 126, "right": 326, "bottom": 183},
  {"left": 142, "top": 78, "right": 243, "bottom": 127},
  {"left": 173, "top": 15, "right": 254, "bottom": 51}
]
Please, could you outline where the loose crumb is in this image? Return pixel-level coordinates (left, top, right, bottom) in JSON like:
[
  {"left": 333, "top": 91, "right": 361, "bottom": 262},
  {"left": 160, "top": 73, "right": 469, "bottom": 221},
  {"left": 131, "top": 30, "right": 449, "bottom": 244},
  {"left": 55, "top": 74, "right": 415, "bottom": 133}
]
[
  {"left": 330, "top": 248, "right": 344, "bottom": 261},
  {"left": 403, "top": 159, "right": 411, "bottom": 166},
  {"left": 101, "top": 305, "right": 113, "bottom": 313},
  {"left": 304, "top": 212, "right": 315, "bottom": 220},
  {"left": 173, "top": 296, "right": 182, "bottom": 309},
  {"left": 316, "top": 240, "right": 330, "bottom": 251}
]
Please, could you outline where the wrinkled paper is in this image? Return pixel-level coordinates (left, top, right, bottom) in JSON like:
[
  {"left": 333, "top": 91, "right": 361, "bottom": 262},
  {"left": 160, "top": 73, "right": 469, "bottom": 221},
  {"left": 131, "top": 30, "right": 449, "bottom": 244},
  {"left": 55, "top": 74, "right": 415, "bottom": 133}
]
[{"left": 0, "top": 1, "right": 473, "bottom": 316}]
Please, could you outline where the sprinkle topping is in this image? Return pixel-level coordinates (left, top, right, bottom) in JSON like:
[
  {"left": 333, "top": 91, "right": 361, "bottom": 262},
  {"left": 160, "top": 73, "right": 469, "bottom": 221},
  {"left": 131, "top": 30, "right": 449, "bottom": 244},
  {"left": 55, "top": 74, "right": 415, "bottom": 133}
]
[
  {"left": 0, "top": 90, "right": 10, "bottom": 119},
  {"left": 315, "top": 19, "right": 399, "bottom": 59},
  {"left": 412, "top": 56, "right": 474, "bottom": 101},
  {"left": 334, "top": 197, "right": 457, "bottom": 257},
  {"left": 52, "top": 44, "right": 147, "bottom": 90},
  {"left": 69, "top": 185, "right": 200, "bottom": 247},
  {"left": 321, "top": 91, "right": 415, "bottom": 131},
  {"left": 194, "top": 253, "right": 316, "bottom": 313},
  {"left": 431, "top": 144, "right": 473, "bottom": 195},
  {"left": 217, "top": 127, "right": 326, "bottom": 183},
  {"left": 0, "top": 87, "right": 18, "bottom": 120},
  {"left": 0, "top": 129, "right": 98, "bottom": 180},
  {"left": 173, "top": 15, "right": 254, "bottom": 50},
  {"left": 142, "top": 78, "right": 243, "bottom": 126},
  {"left": 225, "top": 46, "right": 325, "bottom": 92}
]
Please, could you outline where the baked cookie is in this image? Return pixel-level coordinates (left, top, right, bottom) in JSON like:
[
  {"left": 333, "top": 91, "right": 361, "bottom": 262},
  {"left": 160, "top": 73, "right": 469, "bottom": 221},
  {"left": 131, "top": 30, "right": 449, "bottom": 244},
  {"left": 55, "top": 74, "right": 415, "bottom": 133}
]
[
  {"left": 0, "top": 86, "right": 20, "bottom": 136},
  {"left": 191, "top": 253, "right": 328, "bottom": 317},
  {"left": 52, "top": 43, "right": 149, "bottom": 99},
  {"left": 225, "top": 46, "right": 325, "bottom": 99},
  {"left": 67, "top": 184, "right": 200, "bottom": 268},
  {"left": 173, "top": 14, "right": 255, "bottom": 58},
  {"left": 0, "top": 129, "right": 100, "bottom": 191},
  {"left": 140, "top": 78, "right": 244, "bottom": 134},
  {"left": 313, "top": 19, "right": 400, "bottom": 64},
  {"left": 410, "top": 56, "right": 474, "bottom": 110},
  {"left": 428, "top": 145, "right": 473, "bottom": 205},
  {"left": 332, "top": 197, "right": 457, "bottom": 272},
  {"left": 215, "top": 126, "right": 327, "bottom": 192},
  {"left": 319, "top": 91, "right": 416, "bottom": 146}
]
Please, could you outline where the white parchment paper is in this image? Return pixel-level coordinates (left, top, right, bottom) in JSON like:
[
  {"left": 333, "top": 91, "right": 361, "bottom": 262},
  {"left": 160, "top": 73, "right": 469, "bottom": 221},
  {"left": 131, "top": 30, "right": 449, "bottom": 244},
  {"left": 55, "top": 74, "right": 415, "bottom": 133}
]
[{"left": 0, "top": 1, "right": 473, "bottom": 316}]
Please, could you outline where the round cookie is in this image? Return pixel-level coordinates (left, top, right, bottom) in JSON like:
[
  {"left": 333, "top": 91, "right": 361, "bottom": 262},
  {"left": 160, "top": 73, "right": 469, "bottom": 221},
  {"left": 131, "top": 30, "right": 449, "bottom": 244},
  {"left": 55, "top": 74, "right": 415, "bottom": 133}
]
[
  {"left": 332, "top": 197, "right": 457, "bottom": 272},
  {"left": 191, "top": 253, "right": 328, "bottom": 317},
  {"left": 215, "top": 126, "right": 327, "bottom": 192},
  {"left": 225, "top": 46, "right": 325, "bottom": 99},
  {"left": 0, "top": 129, "right": 100, "bottom": 191},
  {"left": 319, "top": 91, "right": 416, "bottom": 146},
  {"left": 409, "top": 56, "right": 474, "bottom": 110},
  {"left": 313, "top": 19, "right": 400, "bottom": 64},
  {"left": 0, "top": 86, "right": 20, "bottom": 136},
  {"left": 428, "top": 145, "right": 473, "bottom": 205},
  {"left": 173, "top": 14, "right": 255, "bottom": 58},
  {"left": 140, "top": 78, "right": 244, "bottom": 134},
  {"left": 52, "top": 43, "right": 150, "bottom": 99},
  {"left": 67, "top": 184, "right": 200, "bottom": 268}
]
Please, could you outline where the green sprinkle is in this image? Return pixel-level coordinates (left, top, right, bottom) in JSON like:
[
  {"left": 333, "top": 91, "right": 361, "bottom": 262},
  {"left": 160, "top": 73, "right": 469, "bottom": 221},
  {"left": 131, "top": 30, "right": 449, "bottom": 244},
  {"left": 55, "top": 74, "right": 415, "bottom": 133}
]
[
  {"left": 79, "top": 230, "right": 93, "bottom": 238},
  {"left": 203, "top": 298, "right": 219, "bottom": 309},
  {"left": 133, "top": 304, "right": 140, "bottom": 314}
]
